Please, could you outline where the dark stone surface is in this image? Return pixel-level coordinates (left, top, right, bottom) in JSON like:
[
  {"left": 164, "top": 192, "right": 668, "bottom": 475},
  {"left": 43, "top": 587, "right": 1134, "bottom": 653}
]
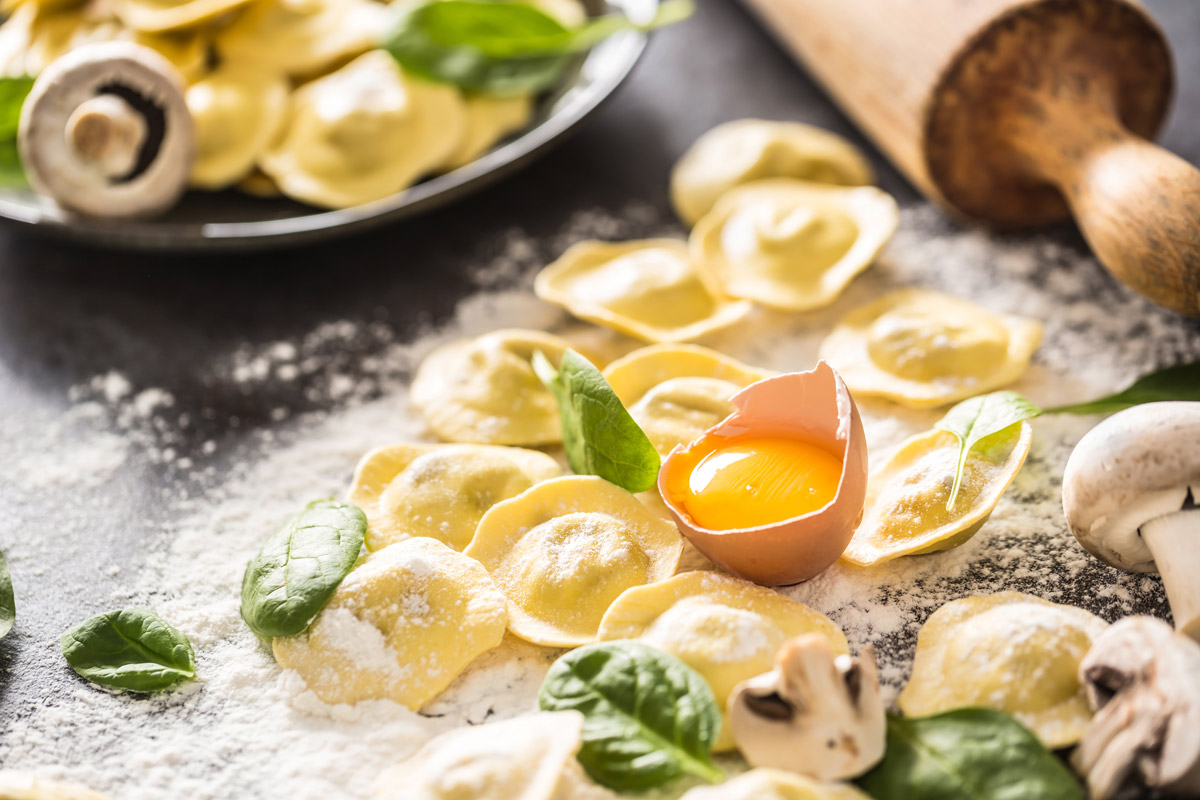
[{"left": 1, "top": 0, "right": 1199, "bottom": 732}]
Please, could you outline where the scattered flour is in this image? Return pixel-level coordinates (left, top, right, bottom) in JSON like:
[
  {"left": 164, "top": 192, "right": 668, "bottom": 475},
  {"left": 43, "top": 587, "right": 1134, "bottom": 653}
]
[{"left": 1, "top": 203, "right": 1197, "bottom": 798}]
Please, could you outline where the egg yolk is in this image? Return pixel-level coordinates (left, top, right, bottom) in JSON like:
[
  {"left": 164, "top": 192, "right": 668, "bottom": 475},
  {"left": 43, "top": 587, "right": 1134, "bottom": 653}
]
[{"left": 673, "top": 434, "right": 843, "bottom": 530}]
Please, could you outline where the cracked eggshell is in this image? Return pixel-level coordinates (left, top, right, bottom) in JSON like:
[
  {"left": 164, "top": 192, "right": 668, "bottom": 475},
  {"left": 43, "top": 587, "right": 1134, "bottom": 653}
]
[{"left": 658, "top": 362, "right": 868, "bottom": 585}]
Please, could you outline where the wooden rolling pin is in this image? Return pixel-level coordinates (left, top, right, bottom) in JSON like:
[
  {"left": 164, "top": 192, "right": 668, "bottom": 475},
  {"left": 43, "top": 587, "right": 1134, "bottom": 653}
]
[{"left": 739, "top": 0, "right": 1200, "bottom": 316}]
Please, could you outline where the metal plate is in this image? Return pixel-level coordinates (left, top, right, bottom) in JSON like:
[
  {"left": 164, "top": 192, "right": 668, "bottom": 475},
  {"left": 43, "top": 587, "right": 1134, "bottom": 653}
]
[{"left": 0, "top": 0, "right": 654, "bottom": 251}]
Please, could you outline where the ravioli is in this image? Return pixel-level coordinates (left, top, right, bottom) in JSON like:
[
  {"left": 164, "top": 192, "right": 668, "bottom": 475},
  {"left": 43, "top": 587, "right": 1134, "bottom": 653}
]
[
  {"left": 465, "top": 476, "right": 683, "bottom": 646},
  {"left": 112, "top": 0, "right": 254, "bottom": 33},
  {"left": 841, "top": 422, "right": 1032, "bottom": 567},
  {"left": 690, "top": 179, "right": 898, "bottom": 311},
  {"left": 373, "top": 712, "right": 586, "bottom": 800},
  {"left": 679, "top": 769, "right": 870, "bottom": 800},
  {"left": 597, "top": 571, "right": 848, "bottom": 751},
  {"left": 535, "top": 239, "right": 753, "bottom": 344},
  {"left": 671, "top": 118, "right": 874, "bottom": 226},
  {"left": 348, "top": 442, "right": 562, "bottom": 552},
  {"left": 0, "top": 773, "right": 114, "bottom": 800},
  {"left": 216, "top": 0, "right": 383, "bottom": 78},
  {"left": 188, "top": 65, "right": 289, "bottom": 190},
  {"left": 411, "top": 329, "right": 582, "bottom": 446},
  {"left": 447, "top": 93, "right": 534, "bottom": 170},
  {"left": 899, "top": 592, "right": 1109, "bottom": 748},
  {"left": 259, "top": 51, "right": 467, "bottom": 209},
  {"left": 819, "top": 289, "right": 1044, "bottom": 408},
  {"left": 272, "top": 538, "right": 507, "bottom": 710},
  {"left": 603, "top": 345, "right": 771, "bottom": 454}
]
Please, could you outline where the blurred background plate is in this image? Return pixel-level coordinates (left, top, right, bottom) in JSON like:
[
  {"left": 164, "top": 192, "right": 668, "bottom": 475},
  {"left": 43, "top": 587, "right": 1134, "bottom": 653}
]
[{"left": 0, "top": 0, "right": 655, "bottom": 252}]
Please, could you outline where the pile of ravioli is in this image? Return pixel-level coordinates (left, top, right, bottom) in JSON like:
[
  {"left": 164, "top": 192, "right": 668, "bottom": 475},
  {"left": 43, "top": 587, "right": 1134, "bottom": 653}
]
[{"left": 0, "top": 0, "right": 582, "bottom": 207}]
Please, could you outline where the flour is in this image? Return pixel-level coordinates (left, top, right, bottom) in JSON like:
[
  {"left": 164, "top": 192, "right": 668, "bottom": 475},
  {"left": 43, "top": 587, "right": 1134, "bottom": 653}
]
[{"left": 1, "top": 203, "right": 1197, "bottom": 798}]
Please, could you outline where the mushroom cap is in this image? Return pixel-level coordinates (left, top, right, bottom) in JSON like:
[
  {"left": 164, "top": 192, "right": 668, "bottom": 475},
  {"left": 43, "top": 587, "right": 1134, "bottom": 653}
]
[
  {"left": 1062, "top": 402, "right": 1200, "bottom": 573},
  {"left": 18, "top": 41, "right": 194, "bottom": 219}
]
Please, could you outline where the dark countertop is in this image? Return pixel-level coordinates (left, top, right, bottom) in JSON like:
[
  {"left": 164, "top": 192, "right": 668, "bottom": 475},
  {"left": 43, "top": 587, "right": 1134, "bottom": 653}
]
[{"left": 2, "top": 0, "right": 1199, "bottom": 758}]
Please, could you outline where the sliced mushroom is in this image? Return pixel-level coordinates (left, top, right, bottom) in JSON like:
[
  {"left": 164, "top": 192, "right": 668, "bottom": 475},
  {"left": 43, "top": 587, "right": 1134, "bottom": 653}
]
[
  {"left": 18, "top": 41, "right": 193, "bottom": 218},
  {"left": 1073, "top": 616, "right": 1200, "bottom": 799},
  {"left": 728, "top": 633, "right": 886, "bottom": 781},
  {"left": 1062, "top": 402, "right": 1200, "bottom": 640}
]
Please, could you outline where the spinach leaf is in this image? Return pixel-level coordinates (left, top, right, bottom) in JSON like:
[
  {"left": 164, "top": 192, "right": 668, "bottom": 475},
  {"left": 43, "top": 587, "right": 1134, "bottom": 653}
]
[
  {"left": 0, "top": 77, "right": 33, "bottom": 188},
  {"left": 1044, "top": 360, "right": 1200, "bottom": 415},
  {"left": 539, "top": 641, "right": 722, "bottom": 790},
  {"left": 240, "top": 499, "right": 366, "bottom": 639},
  {"left": 857, "top": 710, "right": 1082, "bottom": 800},
  {"left": 0, "top": 548, "right": 13, "bottom": 640},
  {"left": 935, "top": 391, "right": 1042, "bottom": 510},
  {"left": 381, "top": 0, "right": 693, "bottom": 94},
  {"left": 532, "top": 349, "right": 660, "bottom": 493},
  {"left": 61, "top": 608, "right": 196, "bottom": 692}
]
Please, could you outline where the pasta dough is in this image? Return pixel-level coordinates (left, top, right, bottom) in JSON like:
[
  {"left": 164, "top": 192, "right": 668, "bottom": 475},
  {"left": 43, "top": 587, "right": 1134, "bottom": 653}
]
[
  {"left": 842, "top": 422, "right": 1032, "bottom": 566},
  {"left": 187, "top": 64, "right": 288, "bottom": 190},
  {"left": 465, "top": 476, "right": 683, "bottom": 646},
  {"left": 373, "top": 712, "right": 588, "bottom": 800},
  {"left": 113, "top": 0, "right": 254, "bottom": 33},
  {"left": 259, "top": 51, "right": 467, "bottom": 210},
  {"left": 671, "top": 118, "right": 874, "bottom": 226},
  {"left": 899, "top": 592, "right": 1109, "bottom": 749},
  {"left": 448, "top": 93, "right": 535, "bottom": 170},
  {"left": 0, "top": 773, "right": 113, "bottom": 800},
  {"left": 410, "top": 328, "right": 582, "bottom": 446},
  {"left": 535, "top": 239, "right": 752, "bottom": 344},
  {"left": 272, "top": 537, "right": 507, "bottom": 710},
  {"left": 348, "top": 442, "right": 562, "bottom": 552},
  {"left": 819, "top": 289, "right": 1044, "bottom": 408},
  {"left": 679, "top": 769, "right": 870, "bottom": 800},
  {"left": 602, "top": 345, "right": 771, "bottom": 454},
  {"left": 216, "top": 0, "right": 383, "bottom": 79},
  {"left": 597, "top": 570, "right": 848, "bottom": 751},
  {"left": 690, "top": 179, "right": 898, "bottom": 311}
]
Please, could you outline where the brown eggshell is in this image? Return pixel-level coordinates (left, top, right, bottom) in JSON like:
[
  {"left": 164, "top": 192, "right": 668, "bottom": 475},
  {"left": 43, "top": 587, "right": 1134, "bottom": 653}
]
[{"left": 658, "top": 361, "right": 868, "bottom": 585}]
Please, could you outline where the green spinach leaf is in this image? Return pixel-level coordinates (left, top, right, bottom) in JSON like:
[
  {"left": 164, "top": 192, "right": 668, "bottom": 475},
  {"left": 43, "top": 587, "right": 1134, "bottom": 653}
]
[
  {"left": 241, "top": 499, "right": 366, "bottom": 639},
  {"left": 0, "top": 548, "right": 13, "bottom": 640},
  {"left": 857, "top": 710, "right": 1082, "bottom": 800},
  {"left": 381, "top": 0, "right": 693, "bottom": 94},
  {"left": 935, "top": 391, "right": 1042, "bottom": 510},
  {"left": 1044, "top": 360, "right": 1200, "bottom": 415},
  {"left": 0, "top": 76, "right": 33, "bottom": 188},
  {"left": 61, "top": 608, "right": 196, "bottom": 692},
  {"left": 532, "top": 349, "right": 660, "bottom": 493},
  {"left": 539, "top": 640, "right": 722, "bottom": 790}
]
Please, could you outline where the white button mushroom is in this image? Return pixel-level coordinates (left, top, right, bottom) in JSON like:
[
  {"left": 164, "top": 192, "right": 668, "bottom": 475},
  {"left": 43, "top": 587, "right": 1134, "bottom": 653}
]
[
  {"left": 727, "top": 634, "right": 886, "bottom": 782},
  {"left": 17, "top": 41, "right": 194, "bottom": 218},
  {"left": 1062, "top": 402, "right": 1200, "bottom": 641},
  {"left": 1073, "top": 616, "right": 1200, "bottom": 799}
]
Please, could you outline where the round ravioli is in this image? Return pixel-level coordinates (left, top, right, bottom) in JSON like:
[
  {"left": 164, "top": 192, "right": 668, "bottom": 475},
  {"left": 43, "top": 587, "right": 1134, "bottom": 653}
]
[
  {"left": 272, "top": 538, "right": 507, "bottom": 710},
  {"left": 259, "top": 51, "right": 467, "bottom": 209},
  {"left": 188, "top": 65, "right": 289, "bottom": 190},
  {"left": 597, "top": 570, "right": 848, "bottom": 751},
  {"left": 671, "top": 118, "right": 874, "bottom": 226},
  {"left": 373, "top": 712, "right": 585, "bottom": 800},
  {"left": 899, "top": 592, "right": 1109, "bottom": 748},
  {"left": 602, "top": 345, "right": 772, "bottom": 455},
  {"left": 0, "top": 773, "right": 114, "bottom": 800},
  {"left": 216, "top": 0, "right": 384, "bottom": 78},
  {"left": 348, "top": 442, "right": 562, "bottom": 552},
  {"left": 465, "top": 476, "right": 683, "bottom": 647},
  {"left": 112, "top": 0, "right": 254, "bottom": 32},
  {"left": 842, "top": 422, "right": 1032, "bottom": 566},
  {"left": 411, "top": 328, "right": 581, "bottom": 447},
  {"left": 819, "top": 289, "right": 1044, "bottom": 408},
  {"left": 690, "top": 179, "right": 898, "bottom": 312},
  {"left": 679, "top": 769, "right": 870, "bottom": 800},
  {"left": 535, "top": 239, "right": 753, "bottom": 344},
  {"left": 447, "top": 93, "right": 534, "bottom": 170}
]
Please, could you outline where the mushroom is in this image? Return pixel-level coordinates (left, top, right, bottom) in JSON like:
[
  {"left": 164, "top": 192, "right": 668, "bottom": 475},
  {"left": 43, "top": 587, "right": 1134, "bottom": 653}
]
[
  {"left": 728, "top": 633, "right": 886, "bottom": 781},
  {"left": 18, "top": 41, "right": 194, "bottom": 218},
  {"left": 1062, "top": 402, "right": 1200, "bottom": 641},
  {"left": 1073, "top": 616, "right": 1200, "bottom": 799}
]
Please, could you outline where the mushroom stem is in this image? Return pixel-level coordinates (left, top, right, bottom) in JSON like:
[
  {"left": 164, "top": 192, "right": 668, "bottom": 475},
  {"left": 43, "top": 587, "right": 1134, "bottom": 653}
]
[
  {"left": 66, "top": 94, "right": 147, "bottom": 179},
  {"left": 1141, "top": 509, "right": 1200, "bottom": 642}
]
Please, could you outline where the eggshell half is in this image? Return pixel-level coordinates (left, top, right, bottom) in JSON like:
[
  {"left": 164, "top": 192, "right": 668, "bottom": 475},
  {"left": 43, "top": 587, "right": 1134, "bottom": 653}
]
[{"left": 658, "top": 362, "right": 868, "bottom": 585}]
